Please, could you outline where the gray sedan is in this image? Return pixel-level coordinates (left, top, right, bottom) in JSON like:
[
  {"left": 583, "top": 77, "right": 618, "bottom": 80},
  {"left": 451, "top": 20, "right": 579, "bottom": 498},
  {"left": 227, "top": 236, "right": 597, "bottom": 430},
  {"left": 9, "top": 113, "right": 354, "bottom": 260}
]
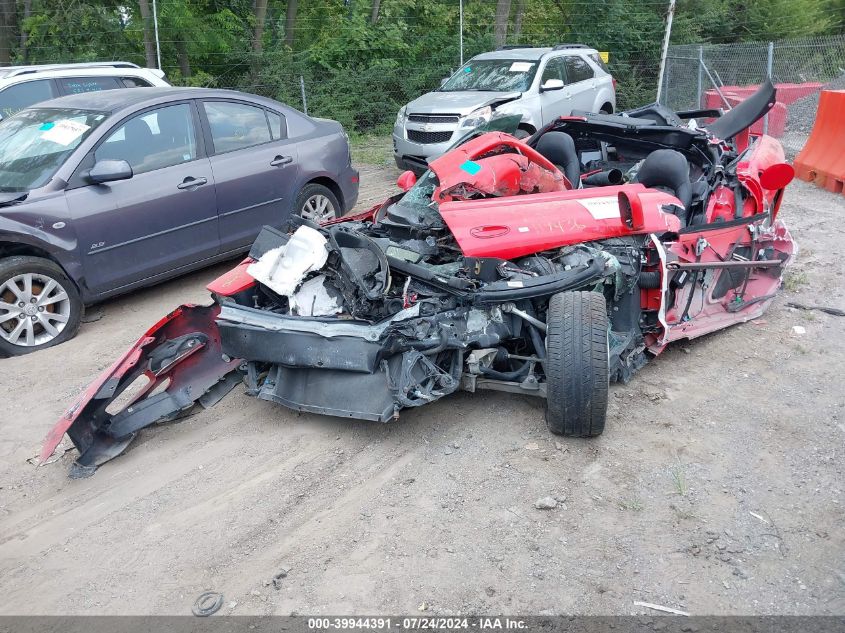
[{"left": 0, "top": 87, "right": 359, "bottom": 355}]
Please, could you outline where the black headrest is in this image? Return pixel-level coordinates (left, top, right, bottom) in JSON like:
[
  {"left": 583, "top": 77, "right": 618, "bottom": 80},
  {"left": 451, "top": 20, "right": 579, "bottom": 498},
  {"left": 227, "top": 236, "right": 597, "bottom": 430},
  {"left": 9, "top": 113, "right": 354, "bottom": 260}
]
[
  {"left": 636, "top": 149, "right": 692, "bottom": 212},
  {"left": 534, "top": 131, "right": 580, "bottom": 188}
]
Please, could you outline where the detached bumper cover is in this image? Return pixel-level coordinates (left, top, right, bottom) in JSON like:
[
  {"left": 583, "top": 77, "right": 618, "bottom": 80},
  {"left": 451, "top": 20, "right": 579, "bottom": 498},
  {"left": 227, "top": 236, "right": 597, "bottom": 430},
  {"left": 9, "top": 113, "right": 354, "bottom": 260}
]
[{"left": 41, "top": 304, "right": 241, "bottom": 477}]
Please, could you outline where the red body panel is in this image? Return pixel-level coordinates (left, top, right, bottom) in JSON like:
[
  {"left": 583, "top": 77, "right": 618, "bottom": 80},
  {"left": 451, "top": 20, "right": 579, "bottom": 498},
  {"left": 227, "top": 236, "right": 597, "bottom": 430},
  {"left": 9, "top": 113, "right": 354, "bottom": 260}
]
[
  {"left": 439, "top": 185, "right": 682, "bottom": 259},
  {"left": 41, "top": 304, "right": 239, "bottom": 463},
  {"left": 705, "top": 134, "right": 791, "bottom": 222},
  {"left": 207, "top": 258, "right": 256, "bottom": 295},
  {"left": 654, "top": 221, "right": 794, "bottom": 351},
  {"left": 430, "top": 132, "right": 565, "bottom": 204},
  {"left": 737, "top": 134, "right": 790, "bottom": 218},
  {"left": 434, "top": 153, "right": 569, "bottom": 202}
]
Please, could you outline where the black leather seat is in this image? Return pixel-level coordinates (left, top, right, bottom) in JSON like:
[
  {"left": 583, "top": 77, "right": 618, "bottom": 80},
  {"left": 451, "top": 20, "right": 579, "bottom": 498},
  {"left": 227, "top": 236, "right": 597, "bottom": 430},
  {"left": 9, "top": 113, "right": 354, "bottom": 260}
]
[
  {"left": 535, "top": 131, "right": 580, "bottom": 188},
  {"left": 634, "top": 149, "right": 692, "bottom": 225}
]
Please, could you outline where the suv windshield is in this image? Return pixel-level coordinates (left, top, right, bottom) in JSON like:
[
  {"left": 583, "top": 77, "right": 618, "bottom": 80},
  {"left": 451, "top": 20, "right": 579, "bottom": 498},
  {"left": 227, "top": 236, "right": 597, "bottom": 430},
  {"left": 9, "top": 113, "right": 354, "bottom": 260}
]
[
  {"left": 0, "top": 107, "right": 107, "bottom": 191},
  {"left": 440, "top": 59, "right": 537, "bottom": 93}
]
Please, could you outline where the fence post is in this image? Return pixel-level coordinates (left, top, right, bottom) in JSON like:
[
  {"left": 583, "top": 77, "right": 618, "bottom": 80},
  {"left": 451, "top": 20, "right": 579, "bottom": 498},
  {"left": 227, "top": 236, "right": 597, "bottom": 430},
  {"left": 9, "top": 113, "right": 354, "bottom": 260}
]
[
  {"left": 697, "top": 46, "right": 703, "bottom": 108},
  {"left": 655, "top": 0, "right": 677, "bottom": 104},
  {"left": 300, "top": 75, "right": 308, "bottom": 116},
  {"left": 763, "top": 41, "right": 774, "bottom": 135}
]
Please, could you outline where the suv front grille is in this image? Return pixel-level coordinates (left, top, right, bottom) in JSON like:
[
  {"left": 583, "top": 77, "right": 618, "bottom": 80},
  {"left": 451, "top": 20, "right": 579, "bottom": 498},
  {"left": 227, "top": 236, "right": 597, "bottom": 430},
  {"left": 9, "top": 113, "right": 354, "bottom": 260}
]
[
  {"left": 408, "top": 114, "right": 460, "bottom": 124},
  {"left": 407, "top": 129, "right": 453, "bottom": 144}
]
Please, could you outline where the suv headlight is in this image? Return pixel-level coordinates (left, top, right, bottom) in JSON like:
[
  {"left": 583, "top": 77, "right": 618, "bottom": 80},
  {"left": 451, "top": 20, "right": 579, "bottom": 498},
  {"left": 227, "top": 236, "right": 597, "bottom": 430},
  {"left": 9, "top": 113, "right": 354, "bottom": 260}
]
[
  {"left": 395, "top": 106, "right": 407, "bottom": 126},
  {"left": 459, "top": 105, "right": 492, "bottom": 129}
]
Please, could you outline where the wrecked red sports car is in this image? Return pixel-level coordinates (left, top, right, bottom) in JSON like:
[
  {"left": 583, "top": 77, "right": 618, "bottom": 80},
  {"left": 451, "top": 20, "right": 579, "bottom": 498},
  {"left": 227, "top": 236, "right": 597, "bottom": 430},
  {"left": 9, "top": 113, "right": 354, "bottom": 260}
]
[{"left": 43, "top": 80, "right": 795, "bottom": 477}]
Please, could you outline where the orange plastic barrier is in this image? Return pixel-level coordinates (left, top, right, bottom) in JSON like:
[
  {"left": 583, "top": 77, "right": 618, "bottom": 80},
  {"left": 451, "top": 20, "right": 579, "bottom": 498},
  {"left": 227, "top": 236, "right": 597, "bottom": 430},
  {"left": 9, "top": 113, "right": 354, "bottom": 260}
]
[
  {"left": 703, "top": 82, "right": 824, "bottom": 138},
  {"left": 794, "top": 90, "right": 845, "bottom": 195}
]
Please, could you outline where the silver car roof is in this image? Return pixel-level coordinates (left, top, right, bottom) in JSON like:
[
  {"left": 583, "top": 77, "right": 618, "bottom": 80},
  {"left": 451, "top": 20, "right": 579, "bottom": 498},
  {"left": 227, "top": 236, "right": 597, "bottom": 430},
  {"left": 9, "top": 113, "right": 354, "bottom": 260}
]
[{"left": 472, "top": 46, "right": 597, "bottom": 62}]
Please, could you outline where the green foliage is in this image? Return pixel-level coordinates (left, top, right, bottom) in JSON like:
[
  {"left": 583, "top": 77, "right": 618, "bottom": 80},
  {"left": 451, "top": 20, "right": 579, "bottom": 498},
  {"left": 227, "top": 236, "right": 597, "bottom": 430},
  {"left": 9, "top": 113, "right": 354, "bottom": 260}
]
[{"left": 5, "top": 0, "right": 844, "bottom": 132}]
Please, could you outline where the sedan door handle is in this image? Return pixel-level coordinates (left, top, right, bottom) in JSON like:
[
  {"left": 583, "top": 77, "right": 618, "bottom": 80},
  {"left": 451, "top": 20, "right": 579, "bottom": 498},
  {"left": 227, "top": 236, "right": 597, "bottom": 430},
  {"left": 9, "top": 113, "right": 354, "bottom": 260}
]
[
  {"left": 270, "top": 155, "right": 293, "bottom": 167},
  {"left": 177, "top": 176, "right": 208, "bottom": 190}
]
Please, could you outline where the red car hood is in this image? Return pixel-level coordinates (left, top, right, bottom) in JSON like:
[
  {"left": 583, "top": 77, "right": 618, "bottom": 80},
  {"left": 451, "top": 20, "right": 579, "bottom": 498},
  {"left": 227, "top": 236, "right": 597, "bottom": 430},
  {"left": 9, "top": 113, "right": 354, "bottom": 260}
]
[{"left": 439, "top": 185, "right": 682, "bottom": 259}]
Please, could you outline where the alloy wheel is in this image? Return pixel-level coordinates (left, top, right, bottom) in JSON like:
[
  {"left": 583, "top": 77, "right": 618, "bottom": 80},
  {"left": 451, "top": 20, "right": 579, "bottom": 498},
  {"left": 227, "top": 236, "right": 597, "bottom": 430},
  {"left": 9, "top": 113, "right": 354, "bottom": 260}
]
[
  {"left": 300, "top": 194, "right": 336, "bottom": 222},
  {"left": 0, "top": 272, "right": 72, "bottom": 347}
]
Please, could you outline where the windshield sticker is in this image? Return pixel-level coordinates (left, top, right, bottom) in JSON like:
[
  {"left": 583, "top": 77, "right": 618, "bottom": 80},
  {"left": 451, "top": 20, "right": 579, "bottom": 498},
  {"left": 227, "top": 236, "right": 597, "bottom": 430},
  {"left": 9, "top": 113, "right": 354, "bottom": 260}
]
[
  {"left": 464, "top": 67, "right": 472, "bottom": 73},
  {"left": 41, "top": 119, "right": 90, "bottom": 146},
  {"left": 39, "top": 122, "right": 55, "bottom": 131},
  {"left": 509, "top": 62, "right": 533, "bottom": 72},
  {"left": 579, "top": 196, "right": 621, "bottom": 220},
  {"left": 459, "top": 160, "right": 482, "bottom": 175}
]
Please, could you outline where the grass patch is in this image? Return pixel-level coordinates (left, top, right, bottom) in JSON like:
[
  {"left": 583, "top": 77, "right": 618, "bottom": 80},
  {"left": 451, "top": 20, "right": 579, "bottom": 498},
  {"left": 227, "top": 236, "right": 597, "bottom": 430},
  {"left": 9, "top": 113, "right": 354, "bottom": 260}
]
[
  {"left": 670, "top": 461, "right": 688, "bottom": 496},
  {"left": 618, "top": 498, "right": 645, "bottom": 512},
  {"left": 783, "top": 269, "right": 809, "bottom": 292},
  {"left": 350, "top": 132, "right": 393, "bottom": 167},
  {"left": 671, "top": 505, "right": 697, "bottom": 521}
]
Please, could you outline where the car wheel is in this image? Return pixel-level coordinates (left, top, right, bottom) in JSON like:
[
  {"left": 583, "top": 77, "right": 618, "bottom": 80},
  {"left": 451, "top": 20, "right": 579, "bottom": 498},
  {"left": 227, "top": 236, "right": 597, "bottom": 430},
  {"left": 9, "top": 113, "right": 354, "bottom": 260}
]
[
  {"left": 0, "top": 256, "right": 83, "bottom": 356},
  {"left": 295, "top": 184, "right": 341, "bottom": 223},
  {"left": 513, "top": 128, "right": 532, "bottom": 139},
  {"left": 544, "top": 291, "right": 609, "bottom": 437},
  {"left": 600, "top": 107, "right": 612, "bottom": 115}
]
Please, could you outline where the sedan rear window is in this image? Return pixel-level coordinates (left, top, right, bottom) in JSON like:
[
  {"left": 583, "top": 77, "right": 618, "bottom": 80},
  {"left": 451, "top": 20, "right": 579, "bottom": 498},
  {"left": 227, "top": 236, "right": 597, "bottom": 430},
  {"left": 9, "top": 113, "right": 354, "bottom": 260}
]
[{"left": 203, "top": 101, "right": 272, "bottom": 153}]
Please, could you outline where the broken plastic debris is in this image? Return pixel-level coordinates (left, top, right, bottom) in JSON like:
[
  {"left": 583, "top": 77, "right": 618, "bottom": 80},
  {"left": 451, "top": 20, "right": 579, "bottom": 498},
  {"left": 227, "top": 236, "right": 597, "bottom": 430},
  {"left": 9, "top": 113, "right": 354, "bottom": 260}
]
[
  {"left": 791, "top": 325, "right": 806, "bottom": 335},
  {"left": 246, "top": 225, "right": 328, "bottom": 296},
  {"left": 290, "top": 275, "right": 343, "bottom": 317},
  {"left": 633, "top": 601, "right": 690, "bottom": 617}
]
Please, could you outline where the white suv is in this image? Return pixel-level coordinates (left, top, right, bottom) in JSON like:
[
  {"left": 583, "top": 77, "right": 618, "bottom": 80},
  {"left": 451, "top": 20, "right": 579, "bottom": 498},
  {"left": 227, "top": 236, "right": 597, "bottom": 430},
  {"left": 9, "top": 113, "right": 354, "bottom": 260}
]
[
  {"left": 393, "top": 44, "right": 615, "bottom": 173},
  {"left": 0, "top": 62, "right": 169, "bottom": 119}
]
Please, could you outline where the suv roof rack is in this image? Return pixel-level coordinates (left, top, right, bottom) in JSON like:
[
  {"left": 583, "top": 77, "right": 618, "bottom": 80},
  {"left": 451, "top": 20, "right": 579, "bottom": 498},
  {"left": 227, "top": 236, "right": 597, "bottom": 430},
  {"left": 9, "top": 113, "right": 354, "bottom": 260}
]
[
  {"left": 552, "top": 44, "right": 589, "bottom": 50},
  {"left": 0, "top": 61, "right": 141, "bottom": 79},
  {"left": 496, "top": 45, "right": 544, "bottom": 50}
]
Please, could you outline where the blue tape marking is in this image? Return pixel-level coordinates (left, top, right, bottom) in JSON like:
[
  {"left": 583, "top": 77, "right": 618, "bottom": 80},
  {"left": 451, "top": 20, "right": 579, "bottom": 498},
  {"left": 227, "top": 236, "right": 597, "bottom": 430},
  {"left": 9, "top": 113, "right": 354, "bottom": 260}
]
[
  {"left": 40, "top": 122, "right": 55, "bottom": 130},
  {"left": 460, "top": 160, "right": 482, "bottom": 175},
  {"left": 464, "top": 67, "right": 472, "bottom": 73}
]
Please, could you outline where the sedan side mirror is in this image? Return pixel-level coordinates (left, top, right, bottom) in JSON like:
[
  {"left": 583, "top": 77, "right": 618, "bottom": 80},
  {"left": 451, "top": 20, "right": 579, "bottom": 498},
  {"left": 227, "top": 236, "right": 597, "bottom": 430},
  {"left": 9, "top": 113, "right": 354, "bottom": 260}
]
[
  {"left": 88, "top": 159, "right": 133, "bottom": 184},
  {"left": 541, "top": 79, "right": 565, "bottom": 92},
  {"left": 397, "top": 170, "right": 417, "bottom": 192}
]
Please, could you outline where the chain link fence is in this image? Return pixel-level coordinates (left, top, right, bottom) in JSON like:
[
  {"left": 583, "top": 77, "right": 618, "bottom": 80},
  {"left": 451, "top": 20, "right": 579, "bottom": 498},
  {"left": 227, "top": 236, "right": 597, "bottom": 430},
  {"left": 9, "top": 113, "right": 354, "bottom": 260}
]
[{"left": 660, "top": 34, "right": 845, "bottom": 147}]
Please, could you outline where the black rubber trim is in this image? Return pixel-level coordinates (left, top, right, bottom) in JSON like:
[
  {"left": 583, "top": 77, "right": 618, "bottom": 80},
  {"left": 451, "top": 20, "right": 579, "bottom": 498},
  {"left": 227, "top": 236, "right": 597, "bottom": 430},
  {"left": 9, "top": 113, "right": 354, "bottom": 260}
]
[{"left": 677, "top": 213, "right": 767, "bottom": 234}]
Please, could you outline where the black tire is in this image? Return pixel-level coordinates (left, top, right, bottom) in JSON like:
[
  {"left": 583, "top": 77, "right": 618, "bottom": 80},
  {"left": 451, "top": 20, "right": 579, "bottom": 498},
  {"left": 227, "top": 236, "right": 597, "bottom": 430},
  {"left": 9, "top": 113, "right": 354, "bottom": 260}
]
[
  {"left": 544, "top": 291, "right": 609, "bottom": 437},
  {"left": 0, "top": 256, "right": 83, "bottom": 356},
  {"left": 294, "top": 183, "right": 342, "bottom": 222},
  {"left": 513, "top": 128, "right": 532, "bottom": 139},
  {"left": 600, "top": 106, "right": 613, "bottom": 115}
]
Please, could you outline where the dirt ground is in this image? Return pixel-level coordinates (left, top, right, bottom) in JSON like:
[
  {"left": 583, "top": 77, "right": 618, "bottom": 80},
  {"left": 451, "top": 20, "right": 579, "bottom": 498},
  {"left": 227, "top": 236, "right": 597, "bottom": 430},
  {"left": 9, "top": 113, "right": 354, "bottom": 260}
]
[{"left": 0, "top": 158, "right": 843, "bottom": 616}]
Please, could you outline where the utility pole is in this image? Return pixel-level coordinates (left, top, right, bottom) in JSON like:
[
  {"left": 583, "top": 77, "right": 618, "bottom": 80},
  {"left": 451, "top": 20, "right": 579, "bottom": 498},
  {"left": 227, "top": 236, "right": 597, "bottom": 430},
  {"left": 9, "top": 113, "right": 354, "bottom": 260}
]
[
  {"left": 152, "top": 0, "right": 162, "bottom": 70},
  {"left": 459, "top": 0, "right": 464, "bottom": 66},
  {"left": 655, "top": 0, "right": 676, "bottom": 104}
]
